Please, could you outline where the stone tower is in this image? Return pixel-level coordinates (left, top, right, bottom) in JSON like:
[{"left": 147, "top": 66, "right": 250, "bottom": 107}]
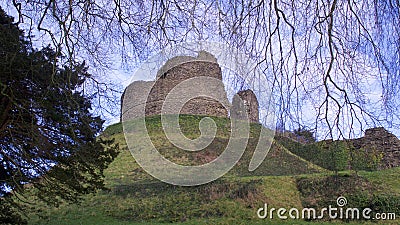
[{"left": 121, "top": 51, "right": 230, "bottom": 121}]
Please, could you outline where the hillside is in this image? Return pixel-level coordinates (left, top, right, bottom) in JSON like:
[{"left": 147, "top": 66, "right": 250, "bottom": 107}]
[
  {"left": 26, "top": 115, "right": 399, "bottom": 224},
  {"left": 105, "top": 115, "right": 325, "bottom": 177},
  {"left": 277, "top": 127, "right": 400, "bottom": 171}
]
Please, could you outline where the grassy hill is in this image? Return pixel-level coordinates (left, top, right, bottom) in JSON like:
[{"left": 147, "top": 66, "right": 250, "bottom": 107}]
[{"left": 26, "top": 115, "right": 399, "bottom": 224}]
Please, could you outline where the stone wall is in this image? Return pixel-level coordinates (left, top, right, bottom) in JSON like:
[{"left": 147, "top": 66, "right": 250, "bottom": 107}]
[
  {"left": 236, "top": 90, "right": 259, "bottom": 123},
  {"left": 120, "top": 80, "right": 154, "bottom": 121},
  {"left": 156, "top": 51, "right": 217, "bottom": 78},
  {"left": 121, "top": 51, "right": 262, "bottom": 123},
  {"left": 121, "top": 52, "right": 230, "bottom": 121},
  {"left": 352, "top": 127, "right": 400, "bottom": 169},
  {"left": 146, "top": 60, "right": 229, "bottom": 117}
]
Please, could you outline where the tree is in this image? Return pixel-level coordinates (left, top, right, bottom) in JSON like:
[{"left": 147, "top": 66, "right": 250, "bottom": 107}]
[
  {"left": 2, "top": 0, "right": 399, "bottom": 139},
  {"left": 326, "top": 141, "right": 349, "bottom": 175},
  {"left": 350, "top": 146, "right": 383, "bottom": 175},
  {"left": 293, "top": 127, "right": 316, "bottom": 143},
  {"left": 0, "top": 8, "right": 119, "bottom": 222}
]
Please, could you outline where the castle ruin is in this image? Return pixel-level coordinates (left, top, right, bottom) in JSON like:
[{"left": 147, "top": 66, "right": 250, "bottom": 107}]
[
  {"left": 237, "top": 90, "right": 259, "bottom": 123},
  {"left": 352, "top": 127, "right": 400, "bottom": 169},
  {"left": 121, "top": 51, "right": 260, "bottom": 123}
]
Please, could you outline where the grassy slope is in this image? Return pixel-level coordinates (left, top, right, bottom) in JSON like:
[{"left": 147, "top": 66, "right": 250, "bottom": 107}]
[{"left": 27, "top": 115, "right": 399, "bottom": 224}]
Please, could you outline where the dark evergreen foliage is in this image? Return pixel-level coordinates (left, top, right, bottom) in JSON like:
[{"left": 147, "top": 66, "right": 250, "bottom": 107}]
[{"left": 0, "top": 7, "right": 119, "bottom": 223}]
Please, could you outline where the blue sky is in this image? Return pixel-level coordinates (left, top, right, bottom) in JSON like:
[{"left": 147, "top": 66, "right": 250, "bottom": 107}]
[{"left": 1, "top": 2, "right": 399, "bottom": 140}]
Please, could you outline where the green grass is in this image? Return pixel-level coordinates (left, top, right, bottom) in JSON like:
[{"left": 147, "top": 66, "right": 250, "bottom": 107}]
[
  {"left": 359, "top": 167, "right": 400, "bottom": 194},
  {"left": 280, "top": 135, "right": 386, "bottom": 172},
  {"left": 26, "top": 115, "right": 399, "bottom": 224}
]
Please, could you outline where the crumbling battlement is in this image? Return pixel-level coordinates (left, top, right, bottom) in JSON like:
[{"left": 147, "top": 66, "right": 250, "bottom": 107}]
[
  {"left": 121, "top": 51, "right": 260, "bottom": 123},
  {"left": 352, "top": 127, "right": 400, "bottom": 169}
]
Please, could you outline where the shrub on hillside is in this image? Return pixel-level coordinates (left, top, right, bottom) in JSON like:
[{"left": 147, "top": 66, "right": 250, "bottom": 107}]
[{"left": 350, "top": 146, "right": 383, "bottom": 174}]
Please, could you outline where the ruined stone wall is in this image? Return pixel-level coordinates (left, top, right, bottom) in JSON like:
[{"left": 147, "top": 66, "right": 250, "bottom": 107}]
[
  {"left": 121, "top": 52, "right": 230, "bottom": 121},
  {"left": 236, "top": 90, "right": 259, "bottom": 123},
  {"left": 121, "top": 80, "right": 155, "bottom": 121},
  {"left": 156, "top": 51, "right": 217, "bottom": 78},
  {"left": 145, "top": 60, "right": 229, "bottom": 117},
  {"left": 121, "top": 51, "right": 262, "bottom": 124},
  {"left": 352, "top": 127, "right": 400, "bottom": 169}
]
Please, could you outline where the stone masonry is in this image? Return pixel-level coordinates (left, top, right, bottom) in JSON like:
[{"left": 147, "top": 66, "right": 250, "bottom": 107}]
[
  {"left": 121, "top": 51, "right": 260, "bottom": 123},
  {"left": 236, "top": 90, "right": 259, "bottom": 123},
  {"left": 145, "top": 53, "right": 229, "bottom": 117},
  {"left": 352, "top": 127, "right": 400, "bottom": 169},
  {"left": 122, "top": 51, "right": 258, "bottom": 122}
]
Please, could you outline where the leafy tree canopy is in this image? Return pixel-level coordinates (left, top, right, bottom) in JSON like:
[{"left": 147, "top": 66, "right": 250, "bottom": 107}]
[{"left": 0, "top": 7, "right": 119, "bottom": 223}]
